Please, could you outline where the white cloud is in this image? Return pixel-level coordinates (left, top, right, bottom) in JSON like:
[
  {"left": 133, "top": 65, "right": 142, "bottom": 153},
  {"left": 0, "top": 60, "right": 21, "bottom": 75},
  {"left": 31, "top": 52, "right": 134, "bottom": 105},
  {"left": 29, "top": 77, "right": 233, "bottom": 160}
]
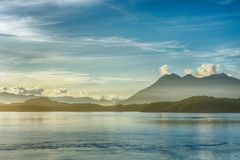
[
  {"left": 55, "top": 88, "right": 68, "bottom": 96},
  {"left": 184, "top": 64, "right": 219, "bottom": 77},
  {"left": 184, "top": 69, "right": 193, "bottom": 75},
  {"left": 0, "top": 0, "right": 104, "bottom": 42},
  {"left": 16, "top": 87, "right": 44, "bottom": 96},
  {"left": 159, "top": 64, "right": 171, "bottom": 76},
  {"left": 0, "top": 86, "right": 44, "bottom": 96},
  {"left": 0, "top": 15, "right": 43, "bottom": 39},
  {"left": 0, "top": 0, "right": 103, "bottom": 9},
  {"left": 196, "top": 64, "right": 218, "bottom": 77},
  {"left": 0, "top": 15, "right": 56, "bottom": 42}
]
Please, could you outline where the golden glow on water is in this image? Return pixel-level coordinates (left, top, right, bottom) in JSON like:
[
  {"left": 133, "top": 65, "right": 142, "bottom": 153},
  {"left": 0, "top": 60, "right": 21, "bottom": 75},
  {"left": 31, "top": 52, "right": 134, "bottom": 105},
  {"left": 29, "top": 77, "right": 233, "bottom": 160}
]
[{"left": 0, "top": 112, "right": 139, "bottom": 126}]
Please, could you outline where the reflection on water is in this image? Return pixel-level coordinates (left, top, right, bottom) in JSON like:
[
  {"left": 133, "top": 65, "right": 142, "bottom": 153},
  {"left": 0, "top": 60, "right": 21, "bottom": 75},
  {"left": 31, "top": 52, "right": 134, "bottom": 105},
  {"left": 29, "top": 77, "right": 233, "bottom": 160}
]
[{"left": 0, "top": 112, "right": 240, "bottom": 160}]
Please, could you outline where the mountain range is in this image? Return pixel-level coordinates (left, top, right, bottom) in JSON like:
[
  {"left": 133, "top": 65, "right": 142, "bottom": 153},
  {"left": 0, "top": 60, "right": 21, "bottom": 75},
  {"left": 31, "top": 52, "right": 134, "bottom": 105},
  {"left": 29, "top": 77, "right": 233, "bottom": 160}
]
[
  {"left": 123, "top": 73, "right": 240, "bottom": 104},
  {"left": 0, "top": 92, "right": 121, "bottom": 105},
  {"left": 1, "top": 73, "right": 240, "bottom": 106},
  {"left": 0, "top": 96, "right": 239, "bottom": 112}
]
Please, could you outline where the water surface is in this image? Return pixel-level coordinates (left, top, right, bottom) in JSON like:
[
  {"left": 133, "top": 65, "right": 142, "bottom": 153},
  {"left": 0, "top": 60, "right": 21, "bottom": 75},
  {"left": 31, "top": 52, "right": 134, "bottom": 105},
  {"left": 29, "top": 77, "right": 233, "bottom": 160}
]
[{"left": 0, "top": 112, "right": 240, "bottom": 160}]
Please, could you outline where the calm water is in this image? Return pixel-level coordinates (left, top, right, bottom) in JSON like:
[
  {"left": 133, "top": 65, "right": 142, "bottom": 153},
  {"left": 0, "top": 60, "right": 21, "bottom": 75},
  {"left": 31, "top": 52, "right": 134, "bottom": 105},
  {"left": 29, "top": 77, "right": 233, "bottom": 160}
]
[{"left": 0, "top": 112, "right": 240, "bottom": 160}]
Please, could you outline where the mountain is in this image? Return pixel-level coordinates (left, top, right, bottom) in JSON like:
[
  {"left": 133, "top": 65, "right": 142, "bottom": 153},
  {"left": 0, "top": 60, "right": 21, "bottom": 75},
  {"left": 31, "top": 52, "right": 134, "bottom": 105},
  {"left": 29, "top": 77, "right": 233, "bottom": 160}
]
[
  {"left": 0, "top": 96, "right": 240, "bottom": 112},
  {"left": 0, "top": 92, "right": 36, "bottom": 104},
  {"left": 123, "top": 73, "right": 240, "bottom": 104},
  {"left": 23, "top": 97, "right": 66, "bottom": 106},
  {"left": 0, "top": 92, "right": 121, "bottom": 105},
  {"left": 0, "top": 97, "right": 105, "bottom": 112}
]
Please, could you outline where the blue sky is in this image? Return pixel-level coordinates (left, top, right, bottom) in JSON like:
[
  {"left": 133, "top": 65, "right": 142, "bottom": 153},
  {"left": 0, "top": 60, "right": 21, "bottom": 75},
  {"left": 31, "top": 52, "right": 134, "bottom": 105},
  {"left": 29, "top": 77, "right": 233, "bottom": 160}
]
[{"left": 0, "top": 0, "right": 239, "bottom": 99}]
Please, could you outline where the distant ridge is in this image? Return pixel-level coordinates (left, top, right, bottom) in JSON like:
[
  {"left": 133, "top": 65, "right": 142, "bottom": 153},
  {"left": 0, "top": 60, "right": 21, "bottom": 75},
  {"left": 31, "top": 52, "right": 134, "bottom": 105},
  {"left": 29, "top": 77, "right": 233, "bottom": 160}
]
[
  {"left": 0, "top": 92, "right": 122, "bottom": 105},
  {"left": 22, "top": 97, "right": 67, "bottom": 107},
  {"left": 24, "top": 97, "right": 55, "bottom": 105},
  {"left": 182, "top": 74, "right": 195, "bottom": 79},
  {"left": 123, "top": 73, "right": 240, "bottom": 104},
  {"left": 0, "top": 96, "right": 240, "bottom": 113}
]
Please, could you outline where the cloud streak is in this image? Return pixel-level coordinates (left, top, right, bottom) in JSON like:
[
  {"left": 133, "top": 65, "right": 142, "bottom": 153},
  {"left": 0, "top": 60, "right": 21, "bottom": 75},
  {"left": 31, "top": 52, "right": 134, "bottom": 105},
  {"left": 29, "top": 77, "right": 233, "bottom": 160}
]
[
  {"left": 0, "top": 0, "right": 103, "bottom": 9},
  {"left": 0, "top": 15, "right": 45, "bottom": 40},
  {"left": 0, "top": 13, "right": 185, "bottom": 52},
  {"left": 77, "top": 37, "right": 185, "bottom": 52}
]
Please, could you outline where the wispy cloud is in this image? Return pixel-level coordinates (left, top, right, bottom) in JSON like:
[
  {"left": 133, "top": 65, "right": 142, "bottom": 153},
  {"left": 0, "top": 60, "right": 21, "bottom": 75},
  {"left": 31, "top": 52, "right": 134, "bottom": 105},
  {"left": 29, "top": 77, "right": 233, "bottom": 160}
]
[
  {"left": 77, "top": 37, "right": 185, "bottom": 52},
  {"left": 0, "top": 0, "right": 105, "bottom": 41},
  {"left": 0, "top": 25, "right": 185, "bottom": 52},
  {"left": 0, "top": 15, "right": 48, "bottom": 40},
  {"left": 0, "top": 4, "right": 185, "bottom": 52},
  {"left": 103, "top": 2, "right": 140, "bottom": 20},
  {"left": 0, "top": 0, "right": 185, "bottom": 53},
  {"left": 181, "top": 47, "right": 240, "bottom": 58},
  {"left": 0, "top": 0, "right": 103, "bottom": 9},
  {"left": 215, "top": 48, "right": 240, "bottom": 57}
]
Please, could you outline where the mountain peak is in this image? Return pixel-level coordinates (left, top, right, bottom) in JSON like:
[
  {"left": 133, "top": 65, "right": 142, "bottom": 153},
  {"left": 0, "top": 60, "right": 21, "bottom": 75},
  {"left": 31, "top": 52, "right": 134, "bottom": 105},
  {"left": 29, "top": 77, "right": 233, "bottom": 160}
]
[
  {"left": 123, "top": 72, "right": 240, "bottom": 104},
  {"left": 161, "top": 73, "right": 181, "bottom": 79},
  {"left": 183, "top": 74, "right": 196, "bottom": 79},
  {"left": 151, "top": 73, "right": 182, "bottom": 86}
]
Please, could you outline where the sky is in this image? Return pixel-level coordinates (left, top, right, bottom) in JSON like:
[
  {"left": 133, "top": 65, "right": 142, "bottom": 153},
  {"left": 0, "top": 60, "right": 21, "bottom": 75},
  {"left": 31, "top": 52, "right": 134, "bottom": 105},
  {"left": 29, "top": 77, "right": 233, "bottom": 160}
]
[{"left": 0, "top": 0, "right": 240, "bottom": 99}]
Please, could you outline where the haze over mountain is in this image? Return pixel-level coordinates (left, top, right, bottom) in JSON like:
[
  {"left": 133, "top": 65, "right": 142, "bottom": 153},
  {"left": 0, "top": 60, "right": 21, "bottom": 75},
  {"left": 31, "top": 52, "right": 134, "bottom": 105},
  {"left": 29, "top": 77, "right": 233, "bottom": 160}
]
[
  {"left": 0, "top": 96, "right": 239, "bottom": 113},
  {"left": 0, "top": 92, "right": 121, "bottom": 106},
  {"left": 0, "top": 97, "right": 104, "bottom": 112},
  {"left": 123, "top": 73, "right": 240, "bottom": 104}
]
